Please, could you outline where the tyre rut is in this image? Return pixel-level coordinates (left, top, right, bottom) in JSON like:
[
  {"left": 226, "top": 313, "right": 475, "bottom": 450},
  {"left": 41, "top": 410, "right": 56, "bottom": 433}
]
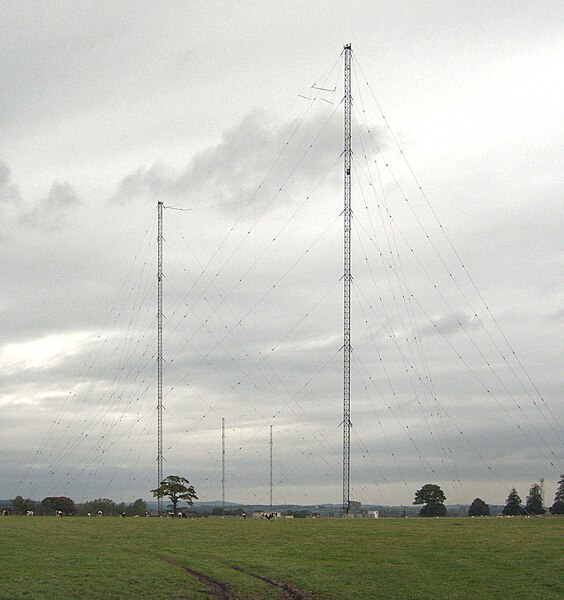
[
  {"left": 161, "top": 556, "right": 238, "bottom": 600},
  {"left": 232, "top": 565, "right": 312, "bottom": 600}
]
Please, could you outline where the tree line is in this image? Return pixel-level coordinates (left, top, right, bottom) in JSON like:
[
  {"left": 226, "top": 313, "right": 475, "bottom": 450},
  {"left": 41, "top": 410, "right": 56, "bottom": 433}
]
[
  {"left": 7, "top": 495, "right": 148, "bottom": 516},
  {"left": 414, "top": 475, "right": 564, "bottom": 517},
  {"left": 6, "top": 474, "right": 563, "bottom": 517}
]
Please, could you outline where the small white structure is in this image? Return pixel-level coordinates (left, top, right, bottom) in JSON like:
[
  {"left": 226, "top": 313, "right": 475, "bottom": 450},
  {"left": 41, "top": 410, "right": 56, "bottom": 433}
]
[{"left": 344, "top": 510, "right": 379, "bottom": 519}]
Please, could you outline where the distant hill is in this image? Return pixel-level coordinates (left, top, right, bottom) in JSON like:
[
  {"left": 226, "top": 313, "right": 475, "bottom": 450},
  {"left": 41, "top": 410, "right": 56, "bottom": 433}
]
[
  {"left": 146, "top": 501, "right": 423, "bottom": 517},
  {"left": 144, "top": 500, "right": 506, "bottom": 517}
]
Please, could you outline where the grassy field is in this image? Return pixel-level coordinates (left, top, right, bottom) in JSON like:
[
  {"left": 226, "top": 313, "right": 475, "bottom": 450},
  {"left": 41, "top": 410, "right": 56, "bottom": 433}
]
[{"left": 0, "top": 516, "right": 562, "bottom": 599}]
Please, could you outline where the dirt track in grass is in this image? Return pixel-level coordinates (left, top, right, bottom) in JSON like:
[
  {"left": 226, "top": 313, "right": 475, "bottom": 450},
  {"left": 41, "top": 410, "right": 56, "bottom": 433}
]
[
  {"left": 162, "top": 557, "right": 238, "bottom": 600},
  {"left": 232, "top": 565, "right": 312, "bottom": 600},
  {"left": 162, "top": 556, "right": 314, "bottom": 600}
]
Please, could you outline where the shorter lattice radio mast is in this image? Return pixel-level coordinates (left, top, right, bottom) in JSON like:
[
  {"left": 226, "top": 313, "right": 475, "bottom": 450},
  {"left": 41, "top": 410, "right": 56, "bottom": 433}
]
[{"left": 157, "top": 200, "right": 164, "bottom": 515}]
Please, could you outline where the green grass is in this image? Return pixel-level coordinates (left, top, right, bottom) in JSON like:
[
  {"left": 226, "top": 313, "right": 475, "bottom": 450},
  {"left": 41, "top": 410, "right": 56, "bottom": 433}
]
[{"left": 0, "top": 517, "right": 562, "bottom": 599}]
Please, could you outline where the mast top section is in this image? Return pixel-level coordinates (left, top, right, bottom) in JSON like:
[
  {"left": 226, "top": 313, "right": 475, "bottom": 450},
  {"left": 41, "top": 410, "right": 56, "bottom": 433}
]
[{"left": 344, "top": 43, "right": 351, "bottom": 50}]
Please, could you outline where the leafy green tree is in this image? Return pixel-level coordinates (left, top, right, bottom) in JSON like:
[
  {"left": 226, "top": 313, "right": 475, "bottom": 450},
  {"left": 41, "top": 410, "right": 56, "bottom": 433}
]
[
  {"left": 11, "top": 495, "right": 37, "bottom": 515},
  {"left": 549, "top": 474, "right": 564, "bottom": 515},
  {"left": 468, "top": 497, "right": 490, "bottom": 517},
  {"left": 525, "top": 483, "right": 545, "bottom": 515},
  {"left": 502, "top": 488, "right": 525, "bottom": 516},
  {"left": 41, "top": 496, "right": 76, "bottom": 515},
  {"left": 413, "top": 484, "right": 447, "bottom": 517},
  {"left": 127, "top": 498, "right": 148, "bottom": 516},
  {"left": 151, "top": 475, "right": 198, "bottom": 514},
  {"left": 78, "top": 498, "right": 118, "bottom": 516},
  {"left": 286, "top": 509, "right": 310, "bottom": 518}
]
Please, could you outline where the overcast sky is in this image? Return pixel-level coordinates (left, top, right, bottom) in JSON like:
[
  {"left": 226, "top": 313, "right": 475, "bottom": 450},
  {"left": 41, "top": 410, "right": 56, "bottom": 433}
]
[{"left": 1, "top": 1, "right": 562, "bottom": 508}]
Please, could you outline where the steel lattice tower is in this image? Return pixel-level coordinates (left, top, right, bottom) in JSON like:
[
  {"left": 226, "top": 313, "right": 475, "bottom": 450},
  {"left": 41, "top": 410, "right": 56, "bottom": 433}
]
[
  {"left": 342, "top": 43, "right": 352, "bottom": 513},
  {"left": 157, "top": 200, "right": 164, "bottom": 515},
  {"left": 270, "top": 425, "right": 273, "bottom": 507},
  {"left": 221, "top": 417, "right": 225, "bottom": 507}
]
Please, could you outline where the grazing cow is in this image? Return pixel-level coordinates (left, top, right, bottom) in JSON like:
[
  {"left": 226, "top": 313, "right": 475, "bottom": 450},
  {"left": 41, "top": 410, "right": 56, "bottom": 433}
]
[
  {"left": 120, "top": 512, "right": 126, "bottom": 518},
  {"left": 26, "top": 510, "right": 34, "bottom": 517},
  {"left": 97, "top": 511, "right": 103, "bottom": 516},
  {"left": 2, "top": 510, "right": 9, "bottom": 516},
  {"left": 145, "top": 511, "right": 150, "bottom": 517},
  {"left": 261, "top": 512, "right": 281, "bottom": 520},
  {"left": 56, "top": 510, "right": 63, "bottom": 517},
  {"left": 87, "top": 513, "right": 91, "bottom": 517}
]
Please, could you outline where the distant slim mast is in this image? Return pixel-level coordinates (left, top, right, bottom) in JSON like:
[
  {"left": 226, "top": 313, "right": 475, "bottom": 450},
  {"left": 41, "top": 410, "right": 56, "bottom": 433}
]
[
  {"left": 343, "top": 43, "right": 352, "bottom": 513},
  {"left": 221, "top": 417, "right": 225, "bottom": 507},
  {"left": 157, "top": 200, "right": 164, "bottom": 515},
  {"left": 270, "top": 425, "right": 273, "bottom": 507}
]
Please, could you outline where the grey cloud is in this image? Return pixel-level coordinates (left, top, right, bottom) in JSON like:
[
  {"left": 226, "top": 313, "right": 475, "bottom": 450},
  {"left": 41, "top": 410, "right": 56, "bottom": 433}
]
[
  {"left": 0, "top": 162, "right": 21, "bottom": 205},
  {"left": 20, "top": 181, "right": 81, "bottom": 230},
  {"left": 0, "top": 162, "right": 82, "bottom": 241},
  {"left": 0, "top": 162, "right": 22, "bottom": 233},
  {"left": 113, "top": 109, "right": 348, "bottom": 211},
  {"left": 418, "top": 311, "right": 479, "bottom": 338},
  {"left": 547, "top": 307, "right": 564, "bottom": 322}
]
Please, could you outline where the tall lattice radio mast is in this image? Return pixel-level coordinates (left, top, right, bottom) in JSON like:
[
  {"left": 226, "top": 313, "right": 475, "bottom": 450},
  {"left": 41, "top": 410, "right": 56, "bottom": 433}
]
[{"left": 342, "top": 43, "right": 352, "bottom": 513}]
